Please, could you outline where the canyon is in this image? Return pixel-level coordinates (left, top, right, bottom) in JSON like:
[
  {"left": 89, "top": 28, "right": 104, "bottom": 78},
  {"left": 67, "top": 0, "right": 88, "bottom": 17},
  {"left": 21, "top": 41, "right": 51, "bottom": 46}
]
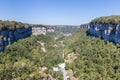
[{"left": 0, "top": 24, "right": 54, "bottom": 52}]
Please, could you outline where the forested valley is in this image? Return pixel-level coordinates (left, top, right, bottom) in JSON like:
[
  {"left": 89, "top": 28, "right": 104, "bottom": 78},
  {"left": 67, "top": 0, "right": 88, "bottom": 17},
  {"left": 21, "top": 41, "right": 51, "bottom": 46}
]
[
  {"left": 0, "top": 28, "right": 120, "bottom": 80},
  {"left": 1, "top": 16, "right": 120, "bottom": 80},
  {"left": 0, "top": 33, "right": 64, "bottom": 80}
]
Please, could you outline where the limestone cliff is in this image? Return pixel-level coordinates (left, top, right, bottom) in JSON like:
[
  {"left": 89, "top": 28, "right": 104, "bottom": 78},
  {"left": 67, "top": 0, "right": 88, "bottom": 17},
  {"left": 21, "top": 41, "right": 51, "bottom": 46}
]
[
  {"left": 0, "top": 20, "right": 56, "bottom": 52},
  {"left": 0, "top": 27, "right": 32, "bottom": 51},
  {"left": 87, "top": 16, "right": 120, "bottom": 44}
]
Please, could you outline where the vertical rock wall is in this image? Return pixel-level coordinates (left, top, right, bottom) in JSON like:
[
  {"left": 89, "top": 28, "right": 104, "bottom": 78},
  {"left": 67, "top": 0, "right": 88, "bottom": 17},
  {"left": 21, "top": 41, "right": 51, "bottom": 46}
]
[
  {"left": 0, "top": 27, "right": 32, "bottom": 51},
  {"left": 87, "top": 23, "right": 120, "bottom": 44}
]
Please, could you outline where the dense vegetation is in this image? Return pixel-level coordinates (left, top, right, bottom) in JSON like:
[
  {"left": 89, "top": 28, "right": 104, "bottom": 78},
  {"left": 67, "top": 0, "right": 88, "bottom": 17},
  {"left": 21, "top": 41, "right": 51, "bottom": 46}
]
[
  {"left": 0, "top": 33, "right": 64, "bottom": 80},
  {"left": 0, "top": 20, "right": 31, "bottom": 30},
  {"left": 91, "top": 15, "right": 120, "bottom": 24},
  {"left": 65, "top": 29, "right": 120, "bottom": 80},
  {"left": 1, "top": 23, "right": 120, "bottom": 80},
  {"left": 0, "top": 20, "right": 51, "bottom": 31}
]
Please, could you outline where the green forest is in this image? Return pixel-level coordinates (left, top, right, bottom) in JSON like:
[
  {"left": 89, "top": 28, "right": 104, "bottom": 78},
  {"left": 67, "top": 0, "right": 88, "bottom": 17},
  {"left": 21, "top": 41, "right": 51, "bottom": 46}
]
[
  {"left": 0, "top": 20, "right": 30, "bottom": 30},
  {"left": 0, "top": 20, "right": 49, "bottom": 30},
  {"left": 0, "top": 25, "right": 120, "bottom": 79},
  {"left": 0, "top": 33, "right": 64, "bottom": 80},
  {"left": 64, "top": 29, "right": 120, "bottom": 80}
]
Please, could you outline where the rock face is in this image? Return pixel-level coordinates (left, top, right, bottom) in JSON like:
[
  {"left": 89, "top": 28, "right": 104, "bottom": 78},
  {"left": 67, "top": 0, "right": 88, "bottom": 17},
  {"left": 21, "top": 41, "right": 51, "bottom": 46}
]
[
  {"left": 80, "top": 23, "right": 90, "bottom": 29},
  {"left": 32, "top": 27, "right": 47, "bottom": 35},
  {"left": 0, "top": 26, "right": 55, "bottom": 52},
  {"left": 0, "top": 20, "right": 55, "bottom": 52},
  {"left": 87, "top": 23, "right": 120, "bottom": 44},
  {"left": 0, "top": 27, "right": 32, "bottom": 51}
]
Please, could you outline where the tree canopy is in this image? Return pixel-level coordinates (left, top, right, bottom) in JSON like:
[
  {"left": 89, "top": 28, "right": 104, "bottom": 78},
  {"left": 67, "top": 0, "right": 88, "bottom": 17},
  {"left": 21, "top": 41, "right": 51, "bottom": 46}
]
[
  {"left": 65, "top": 29, "right": 120, "bottom": 80},
  {"left": 91, "top": 15, "right": 120, "bottom": 24},
  {"left": 0, "top": 33, "right": 64, "bottom": 80},
  {"left": 0, "top": 20, "right": 31, "bottom": 30}
]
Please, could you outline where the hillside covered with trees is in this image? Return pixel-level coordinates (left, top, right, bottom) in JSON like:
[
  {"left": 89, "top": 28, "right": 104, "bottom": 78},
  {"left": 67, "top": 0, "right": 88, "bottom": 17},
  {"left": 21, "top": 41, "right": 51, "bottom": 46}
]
[
  {"left": 1, "top": 20, "right": 120, "bottom": 80},
  {"left": 0, "top": 33, "right": 64, "bottom": 80},
  {"left": 64, "top": 29, "right": 120, "bottom": 80}
]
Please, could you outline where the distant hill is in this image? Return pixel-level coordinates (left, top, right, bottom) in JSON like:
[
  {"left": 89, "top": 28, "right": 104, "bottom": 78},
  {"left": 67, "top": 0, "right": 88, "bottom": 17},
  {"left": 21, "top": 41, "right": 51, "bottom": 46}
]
[{"left": 53, "top": 25, "right": 79, "bottom": 34}]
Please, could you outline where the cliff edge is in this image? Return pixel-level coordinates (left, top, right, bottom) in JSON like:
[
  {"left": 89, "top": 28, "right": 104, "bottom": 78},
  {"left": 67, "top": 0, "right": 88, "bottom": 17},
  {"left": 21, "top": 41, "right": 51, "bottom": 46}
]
[{"left": 87, "top": 16, "right": 120, "bottom": 44}]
